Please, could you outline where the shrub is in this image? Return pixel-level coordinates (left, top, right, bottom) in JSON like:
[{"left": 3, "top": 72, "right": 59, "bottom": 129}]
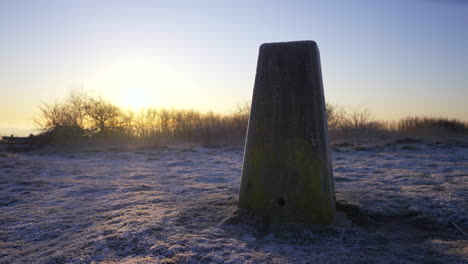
[{"left": 397, "top": 117, "right": 467, "bottom": 136}]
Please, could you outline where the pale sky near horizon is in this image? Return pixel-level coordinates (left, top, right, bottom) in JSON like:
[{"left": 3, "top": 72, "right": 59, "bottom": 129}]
[{"left": 0, "top": 0, "right": 467, "bottom": 134}]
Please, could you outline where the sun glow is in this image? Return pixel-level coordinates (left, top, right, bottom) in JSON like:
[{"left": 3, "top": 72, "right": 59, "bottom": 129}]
[
  {"left": 89, "top": 58, "right": 195, "bottom": 111},
  {"left": 120, "top": 88, "right": 154, "bottom": 110}
]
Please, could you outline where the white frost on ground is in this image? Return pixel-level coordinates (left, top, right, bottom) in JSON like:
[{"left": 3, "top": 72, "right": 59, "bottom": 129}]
[{"left": 0, "top": 143, "right": 467, "bottom": 263}]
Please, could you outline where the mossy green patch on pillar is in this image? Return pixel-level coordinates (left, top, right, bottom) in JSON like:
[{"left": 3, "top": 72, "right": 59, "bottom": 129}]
[{"left": 239, "top": 41, "right": 335, "bottom": 224}]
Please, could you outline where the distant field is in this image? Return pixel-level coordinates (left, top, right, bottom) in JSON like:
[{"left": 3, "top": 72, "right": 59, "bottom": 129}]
[
  {"left": 0, "top": 128, "right": 38, "bottom": 138},
  {"left": 1, "top": 142, "right": 467, "bottom": 263}
]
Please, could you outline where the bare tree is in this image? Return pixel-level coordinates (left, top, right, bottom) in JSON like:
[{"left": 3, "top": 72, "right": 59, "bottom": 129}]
[
  {"left": 348, "top": 105, "right": 372, "bottom": 129},
  {"left": 84, "top": 97, "right": 122, "bottom": 136},
  {"left": 326, "top": 103, "right": 349, "bottom": 130}
]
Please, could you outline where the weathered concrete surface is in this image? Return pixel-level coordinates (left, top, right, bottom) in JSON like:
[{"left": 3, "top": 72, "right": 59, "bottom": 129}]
[{"left": 239, "top": 41, "right": 335, "bottom": 224}]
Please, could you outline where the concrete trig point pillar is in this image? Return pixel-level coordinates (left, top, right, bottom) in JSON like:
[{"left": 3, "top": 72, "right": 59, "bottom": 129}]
[{"left": 239, "top": 41, "right": 335, "bottom": 224}]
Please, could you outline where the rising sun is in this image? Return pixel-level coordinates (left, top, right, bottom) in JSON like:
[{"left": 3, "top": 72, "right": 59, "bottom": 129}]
[{"left": 121, "top": 88, "right": 154, "bottom": 110}]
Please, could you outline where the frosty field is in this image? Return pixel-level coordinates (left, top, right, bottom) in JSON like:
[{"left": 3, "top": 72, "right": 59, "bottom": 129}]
[{"left": 0, "top": 142, "right": 467, "bottom": 263}]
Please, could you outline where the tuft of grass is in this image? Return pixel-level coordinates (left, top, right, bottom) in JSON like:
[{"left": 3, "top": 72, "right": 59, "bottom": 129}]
[{"left": 394, "top": 137, "right": 423, "bottom": 144}]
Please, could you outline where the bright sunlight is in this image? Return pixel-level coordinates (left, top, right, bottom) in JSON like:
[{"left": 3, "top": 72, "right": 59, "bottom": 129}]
[
  {"left": 120, "top": 87, "right": 154, "bottom": 110},
  {"left": 90, "top": 58, "right": 200, "bottom": 111}
]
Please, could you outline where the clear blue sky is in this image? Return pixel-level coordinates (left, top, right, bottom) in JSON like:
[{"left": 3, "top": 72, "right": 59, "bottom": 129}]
[{"left": 0, "top": 0, "right": 467, "bottom": 133}]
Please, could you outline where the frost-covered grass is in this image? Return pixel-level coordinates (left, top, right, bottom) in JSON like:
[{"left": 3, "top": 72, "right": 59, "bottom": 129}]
[{"left": 0, "top": 142, "right": 467, "bottom": 263}]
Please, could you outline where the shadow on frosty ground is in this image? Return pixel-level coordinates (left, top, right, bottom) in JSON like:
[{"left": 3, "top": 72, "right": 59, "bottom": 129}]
[{"left": 0, "top": 140, "right": 467, "bottom": 263}]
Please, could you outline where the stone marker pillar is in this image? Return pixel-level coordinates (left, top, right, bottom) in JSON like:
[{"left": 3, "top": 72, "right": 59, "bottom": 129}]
[{"left": 239, "top": 41, "right": 335, "bottom": 224}]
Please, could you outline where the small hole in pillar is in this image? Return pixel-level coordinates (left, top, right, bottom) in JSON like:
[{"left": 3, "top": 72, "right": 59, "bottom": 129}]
[{"left": 277, "top": 197, "right": 286, "bottom": 207}]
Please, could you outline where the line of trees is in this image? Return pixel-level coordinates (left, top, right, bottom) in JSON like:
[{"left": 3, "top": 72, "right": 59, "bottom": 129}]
[
  {"left": 326, "top": 103, "right": 467, "bottom": 140},
  {"left": 35, "top": 91, "right": 250, "bottom": 146},
  {"left": 35, "top": 91, "right": 467, "bottom": 146}
]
